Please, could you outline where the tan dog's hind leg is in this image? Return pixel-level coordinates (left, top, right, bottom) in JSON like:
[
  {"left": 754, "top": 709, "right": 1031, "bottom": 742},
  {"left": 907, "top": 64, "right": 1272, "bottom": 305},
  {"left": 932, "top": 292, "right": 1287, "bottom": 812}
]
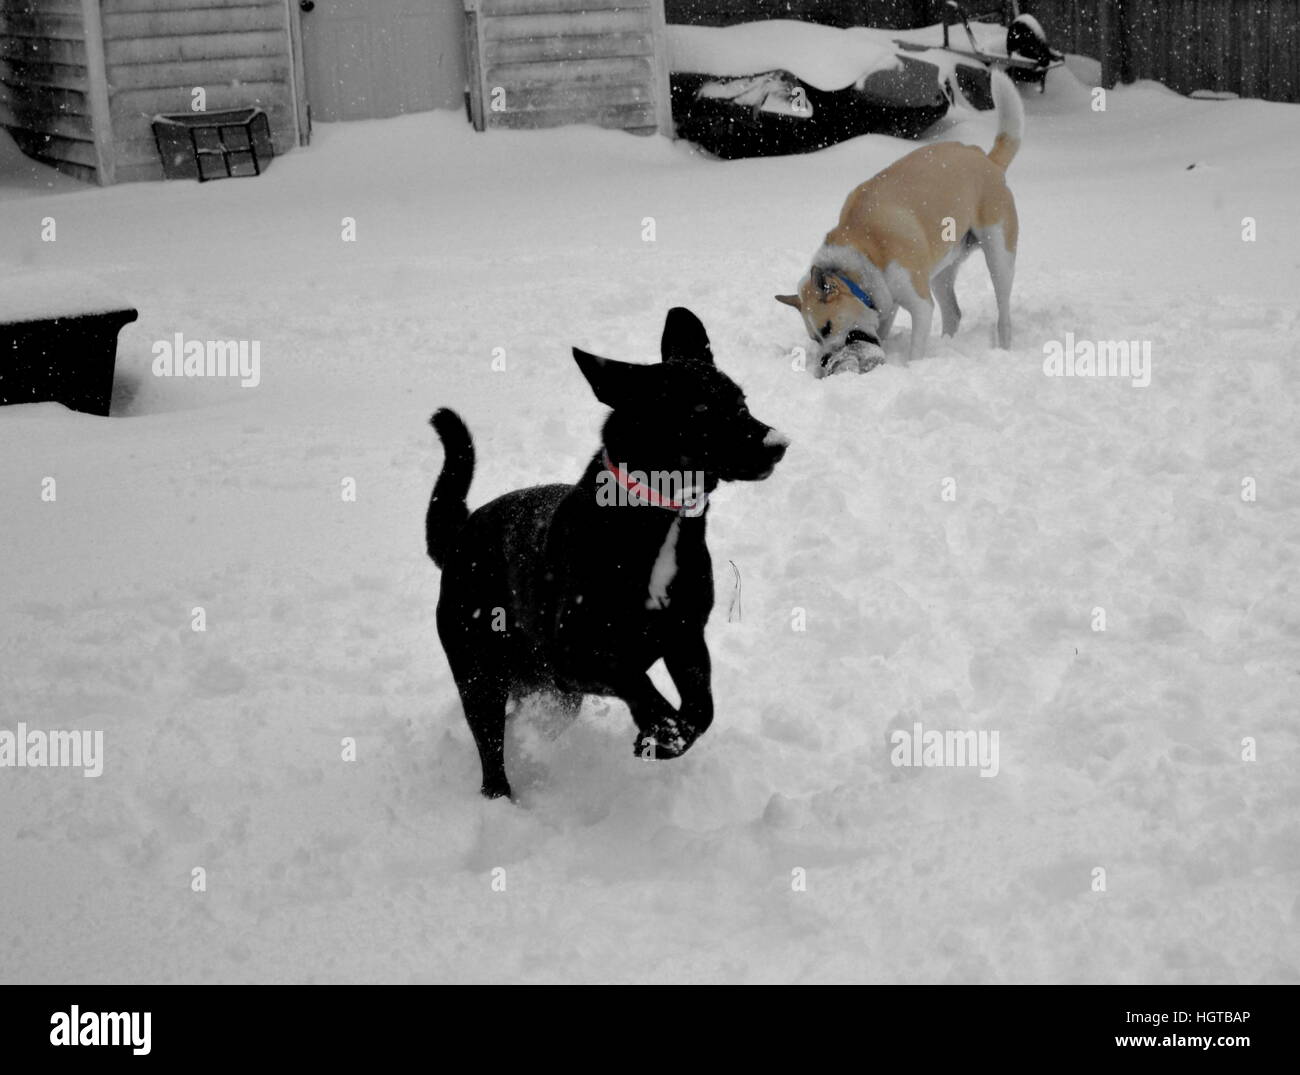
[
  {"left": 975, "top": 225, "right": 1016, "bottom": 349},
  {"left": 932, "top": 240, "right": 977, "bottom": 338},
  {"left": 973, "top": 186, "right": 1018, "bottom": 349},
  {"left": 932, "top": 263, "right": 961, "bottom": 337}
]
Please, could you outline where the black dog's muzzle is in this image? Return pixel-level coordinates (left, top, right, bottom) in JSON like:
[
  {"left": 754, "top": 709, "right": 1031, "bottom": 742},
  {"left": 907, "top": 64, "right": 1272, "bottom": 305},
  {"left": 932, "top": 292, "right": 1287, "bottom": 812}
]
[{"left": 845, "top": 329, "right": 881, "bottom": 349}]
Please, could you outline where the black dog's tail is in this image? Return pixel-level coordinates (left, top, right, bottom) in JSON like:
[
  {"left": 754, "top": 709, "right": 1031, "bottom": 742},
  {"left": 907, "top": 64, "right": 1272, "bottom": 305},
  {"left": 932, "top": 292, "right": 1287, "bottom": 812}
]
[{"left": 426, "top": 408, "right": 474, "bottom": 568}]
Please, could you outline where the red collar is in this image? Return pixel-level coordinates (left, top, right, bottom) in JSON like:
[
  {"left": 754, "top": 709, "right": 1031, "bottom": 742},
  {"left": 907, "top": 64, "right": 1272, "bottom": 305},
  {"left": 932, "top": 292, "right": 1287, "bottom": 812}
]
[{"left": 601, "top": 450, "right": 708, "bottom": 516}]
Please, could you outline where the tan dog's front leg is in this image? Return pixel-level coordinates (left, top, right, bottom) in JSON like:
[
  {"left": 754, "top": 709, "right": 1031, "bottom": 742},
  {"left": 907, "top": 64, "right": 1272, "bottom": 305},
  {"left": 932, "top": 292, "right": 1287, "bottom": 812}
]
[
  {"left": 885, "top": 263, "right": 933, "bottom": 362},
  {"left": 877, "top": 304, "right": 897, "bottom": 341}
]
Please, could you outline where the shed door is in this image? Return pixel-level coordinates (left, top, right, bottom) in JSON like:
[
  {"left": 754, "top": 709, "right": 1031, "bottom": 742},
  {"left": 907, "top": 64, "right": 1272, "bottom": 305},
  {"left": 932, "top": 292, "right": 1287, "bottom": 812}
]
[{"left": 300, "top": 0, "right": 467, "bottom": 121}]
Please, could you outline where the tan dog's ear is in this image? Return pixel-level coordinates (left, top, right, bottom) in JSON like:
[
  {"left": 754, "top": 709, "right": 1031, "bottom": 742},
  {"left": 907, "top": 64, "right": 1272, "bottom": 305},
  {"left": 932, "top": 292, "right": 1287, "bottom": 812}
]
[{"left": 774, "top": 294, "right": 802, "bottom": 309}]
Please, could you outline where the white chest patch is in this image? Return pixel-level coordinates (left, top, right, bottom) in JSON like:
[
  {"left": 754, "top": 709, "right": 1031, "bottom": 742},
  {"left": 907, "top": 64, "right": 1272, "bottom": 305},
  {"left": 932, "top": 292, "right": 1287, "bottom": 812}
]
[{"left": 645, "top": 515, "right": 681, "bottom": 610}]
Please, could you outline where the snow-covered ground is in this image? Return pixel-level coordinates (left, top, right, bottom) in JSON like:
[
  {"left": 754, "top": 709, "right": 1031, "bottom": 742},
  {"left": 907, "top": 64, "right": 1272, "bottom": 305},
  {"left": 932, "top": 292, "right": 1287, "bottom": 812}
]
[{"left": 2, "top": 52, "right": 1298, "bottom": 983}]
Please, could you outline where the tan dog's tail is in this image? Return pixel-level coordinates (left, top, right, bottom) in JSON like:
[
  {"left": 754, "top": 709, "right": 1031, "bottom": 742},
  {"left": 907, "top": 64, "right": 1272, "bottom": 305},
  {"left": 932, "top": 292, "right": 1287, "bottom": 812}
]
[{"left": 987, "top": 69, "right": 1024, "bottom": 170}]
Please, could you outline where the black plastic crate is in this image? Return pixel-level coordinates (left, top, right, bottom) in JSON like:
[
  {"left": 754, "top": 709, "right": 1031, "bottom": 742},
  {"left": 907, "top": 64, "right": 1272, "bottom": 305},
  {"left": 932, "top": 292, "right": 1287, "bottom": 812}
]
[{"left": 152, "top": 107, "right": 274, "bottom": 182}]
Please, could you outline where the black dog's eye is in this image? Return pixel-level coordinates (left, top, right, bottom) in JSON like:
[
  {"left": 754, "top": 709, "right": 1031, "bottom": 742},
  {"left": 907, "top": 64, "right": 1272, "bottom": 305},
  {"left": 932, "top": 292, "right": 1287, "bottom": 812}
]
[
  {"left": 819, "top": 321, "right": 832, "bottom": 338},
  {"left": 694, "top": 403, "right": 709, "bottom": 414}
]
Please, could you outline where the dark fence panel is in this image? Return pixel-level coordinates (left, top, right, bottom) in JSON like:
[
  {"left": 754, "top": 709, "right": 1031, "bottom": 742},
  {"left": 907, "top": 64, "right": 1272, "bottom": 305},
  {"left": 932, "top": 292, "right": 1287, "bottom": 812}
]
[
  {"left": 663, "top": 0, "right": 930, "bottom": 28},
  {"left": 1023, "top": 0, "right": 1300, "bottom": 101}
]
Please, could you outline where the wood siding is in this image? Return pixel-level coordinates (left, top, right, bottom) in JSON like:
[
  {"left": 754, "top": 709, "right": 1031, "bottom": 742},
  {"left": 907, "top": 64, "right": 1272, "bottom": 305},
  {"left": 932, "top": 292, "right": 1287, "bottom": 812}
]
[
  {"left": 101, "top": 0, "right": 298, "bottom": 182},
  {"left": 466, "top": 0, "right": 671, "bottom": 134},
  {"left": 0, "top": 0, "right": 100, "bottom": 183}
]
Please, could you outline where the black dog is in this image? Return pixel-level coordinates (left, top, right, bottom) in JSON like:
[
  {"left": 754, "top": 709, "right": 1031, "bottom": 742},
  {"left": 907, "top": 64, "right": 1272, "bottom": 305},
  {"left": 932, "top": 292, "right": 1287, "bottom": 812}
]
[{"left": 426, "top": 307, "right": 788, "bottom": 799}]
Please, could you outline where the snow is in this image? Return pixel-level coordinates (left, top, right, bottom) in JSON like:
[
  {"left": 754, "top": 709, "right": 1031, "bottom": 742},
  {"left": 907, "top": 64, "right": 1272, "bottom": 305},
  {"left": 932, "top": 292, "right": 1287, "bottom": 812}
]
[
  {"left": 0, "top": 129, "right": 85, "bottom": 200},
  {"left": 666, "top": 18, "right": 1010, "bottom": 96},
  {"left": 2, "top": 52, "right": 1299, "bottom": 983},
  {"left": 0, "top": 269, "right": 135, "bottom": 323},
  {"left": 669, "top": 21, "right": 903, "bottom": 91}
]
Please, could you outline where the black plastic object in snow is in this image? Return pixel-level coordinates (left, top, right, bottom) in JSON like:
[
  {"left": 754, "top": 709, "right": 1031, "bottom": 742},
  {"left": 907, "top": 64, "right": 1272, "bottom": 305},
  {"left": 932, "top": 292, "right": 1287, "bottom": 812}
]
[
  {"left": 1, "top": 309, "right": 138, "bottom": 417},
  {"left": 152, "top": 108, "right": 274, "bottom": 182},
  {"left": 670, "top": 55, "right": 954, "bottom": 161}
]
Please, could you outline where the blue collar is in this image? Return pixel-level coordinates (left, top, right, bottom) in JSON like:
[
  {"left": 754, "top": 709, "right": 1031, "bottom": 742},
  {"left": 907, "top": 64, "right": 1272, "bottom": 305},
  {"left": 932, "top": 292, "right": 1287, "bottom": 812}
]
[{"left": 835, "top": 272, "right": 876, "bottom": 310}]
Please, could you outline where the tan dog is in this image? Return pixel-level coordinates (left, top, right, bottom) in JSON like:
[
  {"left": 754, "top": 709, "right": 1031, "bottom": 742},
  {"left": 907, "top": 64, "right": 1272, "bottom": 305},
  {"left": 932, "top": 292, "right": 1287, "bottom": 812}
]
[{"left": 777, "top": 69, "right": 1024, "bottom": 370}]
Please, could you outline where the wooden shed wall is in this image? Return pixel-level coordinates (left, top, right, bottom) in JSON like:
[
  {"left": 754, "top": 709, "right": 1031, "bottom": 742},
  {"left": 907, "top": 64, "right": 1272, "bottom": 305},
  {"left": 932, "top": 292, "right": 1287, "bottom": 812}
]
[
  {"left": 101, "top": 0, "right": 298, "bottom": 183},
  {"left": 0, "top": 0, "right": 100, "bottom": 183},
  {"left": 467, "top": 0, "right": 670, "bottom": 134}
]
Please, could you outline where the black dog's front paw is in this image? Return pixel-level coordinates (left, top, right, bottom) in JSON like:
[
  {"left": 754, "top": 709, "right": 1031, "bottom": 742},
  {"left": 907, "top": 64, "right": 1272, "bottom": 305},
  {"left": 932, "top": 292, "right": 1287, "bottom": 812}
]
[{"left": 633, "top": 716, "right": 702, "bottom": 760}]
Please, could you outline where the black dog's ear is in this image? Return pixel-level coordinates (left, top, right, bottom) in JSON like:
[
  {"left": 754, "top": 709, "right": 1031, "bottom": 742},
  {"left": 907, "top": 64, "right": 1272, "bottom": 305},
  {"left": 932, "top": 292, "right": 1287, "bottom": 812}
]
[
  {"left": 661, "top": 306, "right": 713, "bottom": 366},
  {"left": 572, "top": 347, "right": 655, "bottom": 409}
]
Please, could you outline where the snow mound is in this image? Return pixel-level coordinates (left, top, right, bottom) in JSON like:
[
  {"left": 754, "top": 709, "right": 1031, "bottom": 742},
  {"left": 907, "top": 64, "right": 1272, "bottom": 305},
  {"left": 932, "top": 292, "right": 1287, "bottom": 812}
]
[{"left": 668, "top": 21, "right": 903, "bottom": 92}]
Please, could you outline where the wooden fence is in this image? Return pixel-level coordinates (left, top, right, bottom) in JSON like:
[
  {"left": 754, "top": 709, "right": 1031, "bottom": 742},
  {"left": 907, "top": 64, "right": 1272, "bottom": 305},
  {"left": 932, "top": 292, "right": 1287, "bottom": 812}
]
[
  {"left": 1023, "top": 0, "right": 1300, "bottom": 101},
  {"left": 664, "top": 0, "right": 927, "bottom": 28}
]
